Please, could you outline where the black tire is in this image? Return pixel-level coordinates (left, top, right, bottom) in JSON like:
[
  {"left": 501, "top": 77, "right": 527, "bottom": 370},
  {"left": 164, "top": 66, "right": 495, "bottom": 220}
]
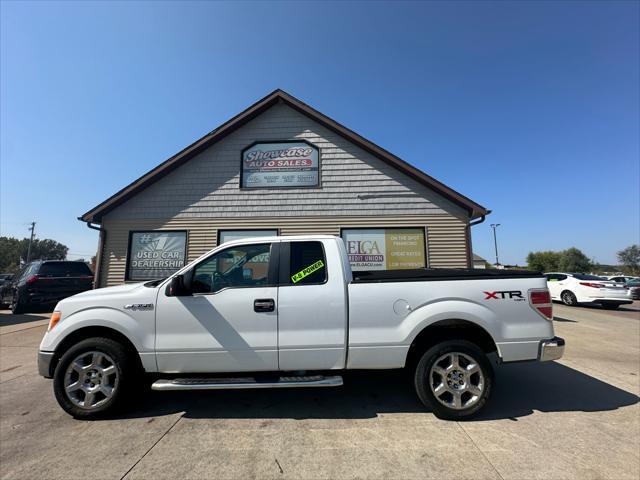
[
  {"left": 10, "top": 292, "right": 28, "bottom": 314},
  {"left": 53, "top": 337, "right": 136, "bottom": 419},
  {"left": 561, "top": 290, "right": 578, "bottom": 307},
  {"left": 414, "top": 340, "right": 493, "bottom": 420}
]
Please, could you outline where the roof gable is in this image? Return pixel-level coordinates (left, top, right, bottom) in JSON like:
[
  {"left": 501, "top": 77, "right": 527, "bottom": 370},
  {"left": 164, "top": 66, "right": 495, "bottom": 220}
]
[{"left": 80, "top": 89, "right": 488, "bottom": 223}]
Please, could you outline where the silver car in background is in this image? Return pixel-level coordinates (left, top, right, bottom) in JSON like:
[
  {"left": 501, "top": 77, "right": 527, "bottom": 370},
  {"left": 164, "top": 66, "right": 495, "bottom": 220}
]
[{"left": 625, "top": 279, "right": 640, "bottom": 300}]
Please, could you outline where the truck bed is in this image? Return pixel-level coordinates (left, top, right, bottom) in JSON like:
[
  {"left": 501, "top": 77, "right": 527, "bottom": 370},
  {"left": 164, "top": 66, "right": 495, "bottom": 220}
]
[{"left": 351, "top": 268, "right": 543, "bottom": 283}]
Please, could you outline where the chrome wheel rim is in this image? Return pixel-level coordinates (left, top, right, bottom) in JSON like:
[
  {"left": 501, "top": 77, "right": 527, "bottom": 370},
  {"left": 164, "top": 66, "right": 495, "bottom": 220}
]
[
  {"left": 429, "top": 352, "right": 484, "bottom": 410},
  {"left": 562, "top": 292, "right": 574, "bottom": 305},
  {"left": 64, "top": 351, "right": 119, "bottom": 409}
]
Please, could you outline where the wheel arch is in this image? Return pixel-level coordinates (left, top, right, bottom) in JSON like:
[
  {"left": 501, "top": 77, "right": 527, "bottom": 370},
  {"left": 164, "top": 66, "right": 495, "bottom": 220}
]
[
  {"left": 405, "top": 319, "right": 498, "bottom": 371},
  {"left": 49, "top": 326, "right": 144, "bottom": 377}
]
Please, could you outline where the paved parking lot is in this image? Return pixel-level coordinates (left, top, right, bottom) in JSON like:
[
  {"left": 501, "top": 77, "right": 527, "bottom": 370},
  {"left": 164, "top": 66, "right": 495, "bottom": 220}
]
[{"left": 1, "top": 303, "right": 639, "bottom": 479}]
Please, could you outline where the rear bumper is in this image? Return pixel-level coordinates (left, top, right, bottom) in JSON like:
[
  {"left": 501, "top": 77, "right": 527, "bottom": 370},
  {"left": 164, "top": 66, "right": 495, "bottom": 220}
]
[
  {"left": 539, "top": 336, "right": 565, "bottom": 362},
  {"left": 38, "top": 351, "right": 54, "bottom": 378},
  {"left": 590, "top": 299, "right": 633, "bottom": 305},
  {"left": 579, "top": 293, "right": 632, "bottom": 304}
]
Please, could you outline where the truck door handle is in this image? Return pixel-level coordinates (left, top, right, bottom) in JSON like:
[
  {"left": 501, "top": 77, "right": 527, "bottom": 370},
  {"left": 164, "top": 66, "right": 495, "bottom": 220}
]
[{"left": 254, "top": 298, "right": 275, "bottom": 312}]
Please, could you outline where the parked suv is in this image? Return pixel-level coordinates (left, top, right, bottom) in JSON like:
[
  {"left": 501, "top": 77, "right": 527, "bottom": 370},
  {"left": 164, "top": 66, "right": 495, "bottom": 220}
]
[{"left": 2, "top": 261, "right": 93, "bottom": 314}]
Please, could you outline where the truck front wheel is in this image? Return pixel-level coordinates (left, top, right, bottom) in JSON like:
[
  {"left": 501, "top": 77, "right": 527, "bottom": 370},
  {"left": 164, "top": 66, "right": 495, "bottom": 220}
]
[
  {"left": 53, "top": 337, "right": 135, "bottom": 419},
  {"left": 414, "top": 340, "right": 493, "bottom": 420}
]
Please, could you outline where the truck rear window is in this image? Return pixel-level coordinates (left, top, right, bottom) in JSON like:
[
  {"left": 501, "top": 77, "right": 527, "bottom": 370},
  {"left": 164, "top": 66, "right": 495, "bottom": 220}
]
[
  {"left": 38, "top": 262, "right": 93, "bottom": 277},
  {"left": 289, "top": 242, "right": 327, "bottom": 285}
]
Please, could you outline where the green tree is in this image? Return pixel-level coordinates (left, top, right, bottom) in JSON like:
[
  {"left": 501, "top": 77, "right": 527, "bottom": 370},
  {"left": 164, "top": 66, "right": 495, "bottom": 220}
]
[
  {"left": 0, "top": 236, "right": 69, "bottom": 272},
  {"left": 0, "top": 237, "right": 22, "bottom": 273},
  {"left": 526, "top": 250, "right": 562, "bottom": 272},
  {"left": 22, "top": 238, "right": 68, "bottom": 262},
  {"left": 617, "top": 245, "right": 640, "bottom": 275},
  {"left": 558, "top": 247, "right": 592, "bottom": 272}
]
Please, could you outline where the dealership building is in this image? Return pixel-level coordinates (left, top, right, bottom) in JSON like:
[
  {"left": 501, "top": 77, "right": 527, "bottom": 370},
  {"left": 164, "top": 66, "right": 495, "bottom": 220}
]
[{"left": 80, "top": 90, "right": 489, "bottom": 287}]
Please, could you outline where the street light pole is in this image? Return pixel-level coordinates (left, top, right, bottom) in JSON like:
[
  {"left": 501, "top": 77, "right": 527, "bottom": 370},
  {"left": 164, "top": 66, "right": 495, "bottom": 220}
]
[{"left": 490, "top": 223, "right": 501, "bottom": 267}]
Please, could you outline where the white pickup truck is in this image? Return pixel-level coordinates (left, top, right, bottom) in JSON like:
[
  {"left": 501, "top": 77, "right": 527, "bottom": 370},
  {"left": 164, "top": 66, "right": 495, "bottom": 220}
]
[{"left": 38, "top": 235, "right": 564, "bottom": 420}]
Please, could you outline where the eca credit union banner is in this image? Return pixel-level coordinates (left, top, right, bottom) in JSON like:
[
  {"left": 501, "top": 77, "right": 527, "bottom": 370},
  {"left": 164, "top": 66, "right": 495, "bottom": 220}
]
[
  {"left": 241, "top": 141, "right": 319, "bottom": 188},
  {"left": 128, "top": 231, "right": 187, "bottom": 280},
  {"left": 342, "top": 228, "right": 426, "bottom": 271}
]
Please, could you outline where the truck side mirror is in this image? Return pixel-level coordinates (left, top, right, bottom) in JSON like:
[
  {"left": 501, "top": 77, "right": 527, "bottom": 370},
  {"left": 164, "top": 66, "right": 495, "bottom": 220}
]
[{"left": 167, "top": 274, "right": 189, "bottom": 297}]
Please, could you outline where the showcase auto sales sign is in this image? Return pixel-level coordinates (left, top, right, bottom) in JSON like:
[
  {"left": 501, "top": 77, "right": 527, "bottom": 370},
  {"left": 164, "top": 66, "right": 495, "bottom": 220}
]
[{"left": 241, "top": 141, "right": 319, "bottom": 188}]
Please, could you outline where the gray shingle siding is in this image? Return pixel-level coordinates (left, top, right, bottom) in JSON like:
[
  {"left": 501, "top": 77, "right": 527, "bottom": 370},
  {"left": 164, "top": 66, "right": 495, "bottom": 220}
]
[{"left": 105, "top": 102, "right": 467, "bottom": 220}]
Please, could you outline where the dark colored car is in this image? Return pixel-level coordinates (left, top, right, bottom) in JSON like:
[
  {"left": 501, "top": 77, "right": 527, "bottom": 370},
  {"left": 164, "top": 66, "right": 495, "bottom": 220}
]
[
  {"left": 0, "top": 273, "right": 13, "bottom": 282},
  {"left": 626, "top": 279, "right": 640, "bottom": 300},
  {"left": 1, "top": 261, "right": 94, "bottom": 314},
  {"left": 0, "top": 274, "right": 14, "bottom": 308}
]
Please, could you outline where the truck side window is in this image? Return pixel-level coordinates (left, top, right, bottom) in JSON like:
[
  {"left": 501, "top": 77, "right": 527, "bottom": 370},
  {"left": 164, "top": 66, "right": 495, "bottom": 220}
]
[
  {"left": 192, "top": 243, "right": 271, "bottom": 294},
  {"left": 289, "top": 242, "right": 327, "bottom": 285}
]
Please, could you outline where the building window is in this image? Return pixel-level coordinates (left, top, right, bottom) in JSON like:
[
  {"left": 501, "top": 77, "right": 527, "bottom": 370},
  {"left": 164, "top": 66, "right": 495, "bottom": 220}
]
[
  {"left": 126, "top": 231, "right": 187, "bottom": 281},
  {"left": 219, "top": 230, "right": 278, "bottom": 244},
  {"left": 341, "top": 228, "right": 426, "bottom": 271}
]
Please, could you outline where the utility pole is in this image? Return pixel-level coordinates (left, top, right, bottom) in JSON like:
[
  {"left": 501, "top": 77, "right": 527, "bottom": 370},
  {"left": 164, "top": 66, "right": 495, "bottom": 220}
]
[
  {"left": 490, "top": 223, "right": 501, "bottom": 267},
  {"left": 26, "top": 222, "right": 36, "bottom": 264}
]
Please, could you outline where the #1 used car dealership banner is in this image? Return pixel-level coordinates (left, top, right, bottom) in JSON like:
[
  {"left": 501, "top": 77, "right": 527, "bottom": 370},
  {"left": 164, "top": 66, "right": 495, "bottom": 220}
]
[
  {"left": 128, "top": 231, "right": 187, "bottom": 280},
  {"left": 342, "top": 228, "right": 426, "bottom": 271},
  {"left": 241, "top": 141, "right": 319, "bottom": 188}
]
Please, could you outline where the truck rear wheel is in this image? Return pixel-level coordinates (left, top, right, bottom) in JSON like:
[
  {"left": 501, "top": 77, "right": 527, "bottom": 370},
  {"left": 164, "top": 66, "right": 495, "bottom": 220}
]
[
  {"left": 414, "top": 340, "right": 493, "bottom": 420},
  {"left": 53, "top": 337, "right": 135, "bottom": 419}
]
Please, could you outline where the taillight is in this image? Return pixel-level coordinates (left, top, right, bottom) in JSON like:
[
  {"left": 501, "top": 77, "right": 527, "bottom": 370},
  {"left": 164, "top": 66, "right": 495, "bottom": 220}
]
[
  {"left": 579, "top": 282, "right": 605, "bottom": 288},
  {"left": 529, "top": 289, "right": 553, "bottom": 320},
  {"left": 26, "top": 274, "right": 39, "bottom": 284}
]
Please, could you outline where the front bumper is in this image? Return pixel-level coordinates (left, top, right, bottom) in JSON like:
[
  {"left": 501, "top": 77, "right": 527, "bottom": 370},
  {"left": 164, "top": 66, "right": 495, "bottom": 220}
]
[
  {"left": 38, "top": 351, "right": 54, "bottom": 378},
  {"left": 539, "top": 336, "right": 565, "bottom": 362}
]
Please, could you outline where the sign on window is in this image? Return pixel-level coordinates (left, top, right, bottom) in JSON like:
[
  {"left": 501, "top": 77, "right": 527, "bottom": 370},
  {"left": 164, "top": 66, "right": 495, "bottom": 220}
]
[
  {"left": 241, "top": 141, "right": 319, "bottom": 188},
  {"left": 342, "top": 228, "right": 426, "bottom": 271},
  {"left": 127, "top": 231, "right": 187, "bottom": 280}
]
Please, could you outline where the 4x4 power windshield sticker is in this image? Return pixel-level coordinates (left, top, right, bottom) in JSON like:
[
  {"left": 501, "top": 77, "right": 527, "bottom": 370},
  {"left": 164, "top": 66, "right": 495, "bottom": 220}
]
[{"left": 291, "top": 260, "right": 325, "bottom": 284}]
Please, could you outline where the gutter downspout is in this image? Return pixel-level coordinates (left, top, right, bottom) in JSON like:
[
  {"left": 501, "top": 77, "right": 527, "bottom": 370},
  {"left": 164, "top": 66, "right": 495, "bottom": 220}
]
[
  {"left": 85, "top": 222, "right": 105, "bottom": 289},
  {"left": 467, "top": 210, "right": 491, "bottom": 268}
]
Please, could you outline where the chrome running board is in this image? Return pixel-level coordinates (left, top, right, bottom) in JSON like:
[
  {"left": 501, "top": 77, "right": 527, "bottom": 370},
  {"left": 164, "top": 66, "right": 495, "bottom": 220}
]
[{"left": 151, "top": 375, "right": 343, "bottom": 391}]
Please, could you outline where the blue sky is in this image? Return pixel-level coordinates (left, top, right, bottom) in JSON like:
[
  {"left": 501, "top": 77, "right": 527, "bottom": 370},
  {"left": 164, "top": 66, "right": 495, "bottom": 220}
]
[{"left": 1, "top": 1, "right": 638, "bottom": 265}]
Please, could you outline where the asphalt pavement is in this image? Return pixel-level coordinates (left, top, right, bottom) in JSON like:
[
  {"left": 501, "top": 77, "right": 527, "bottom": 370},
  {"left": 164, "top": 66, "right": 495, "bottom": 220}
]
[{"left": 1, "top": 302, "right": 639, "bottom": 479}]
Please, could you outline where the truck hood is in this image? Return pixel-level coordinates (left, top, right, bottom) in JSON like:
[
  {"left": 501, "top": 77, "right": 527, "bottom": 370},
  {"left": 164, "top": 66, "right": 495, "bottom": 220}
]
[
  {"left": 71, "top": 282, "right": 149, "bottom": 299},
  {"left": 54, "top": 281, "right": 159, "bottom": 316}
]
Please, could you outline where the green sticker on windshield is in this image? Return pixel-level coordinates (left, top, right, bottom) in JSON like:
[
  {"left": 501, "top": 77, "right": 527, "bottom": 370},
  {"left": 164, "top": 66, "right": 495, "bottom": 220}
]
[{"left": 291, "top": 260, "right": 325, "bottom": 284}]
